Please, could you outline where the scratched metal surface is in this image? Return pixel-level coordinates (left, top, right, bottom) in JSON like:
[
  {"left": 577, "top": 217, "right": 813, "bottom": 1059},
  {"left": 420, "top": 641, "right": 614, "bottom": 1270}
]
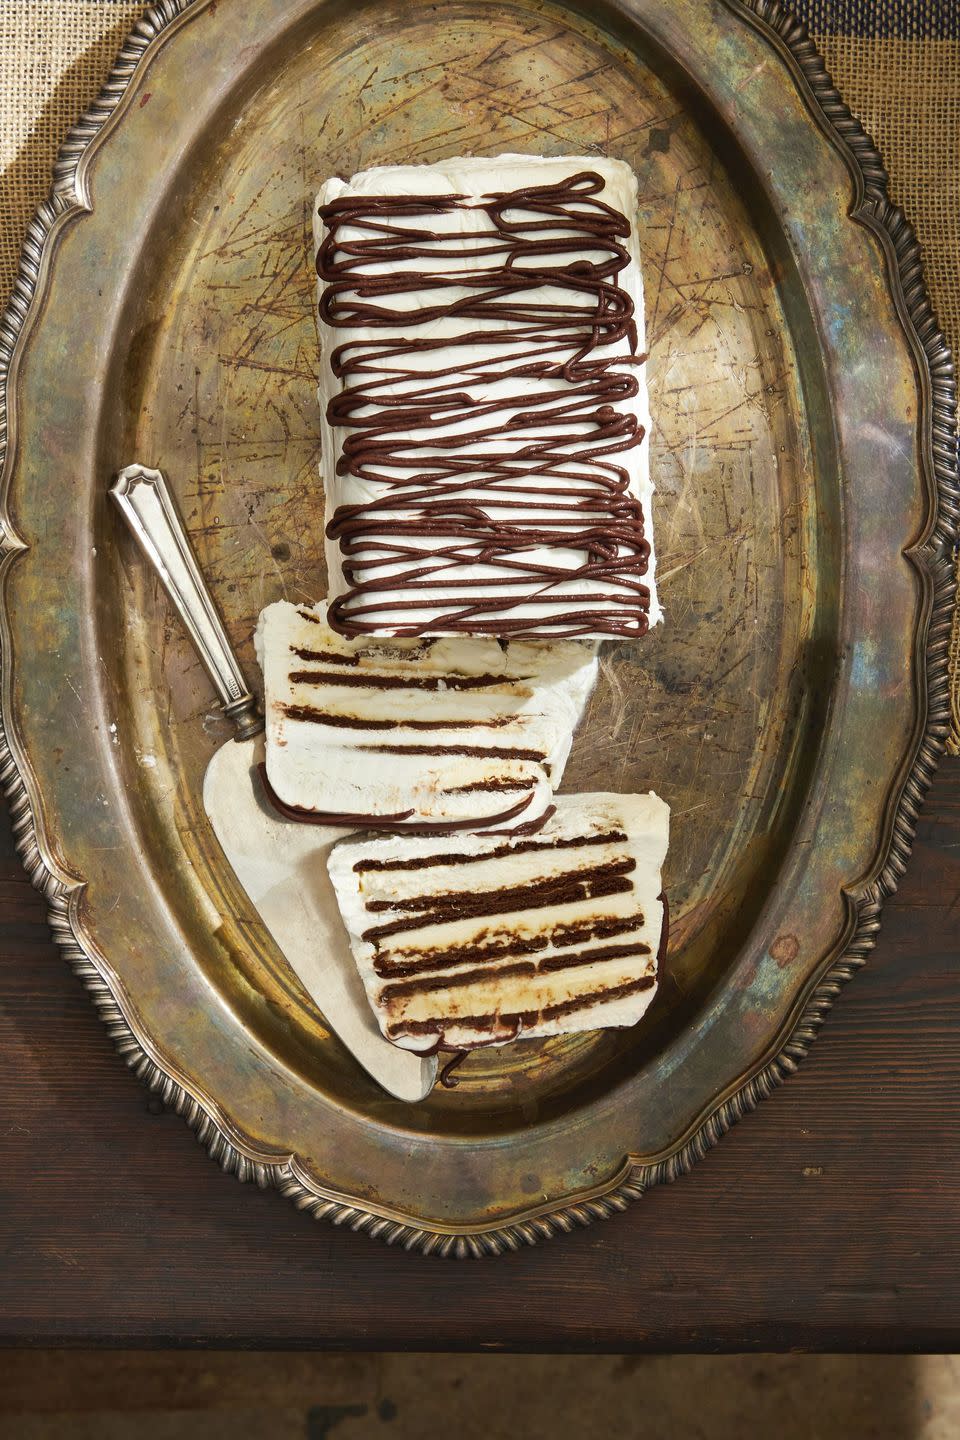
[
  {"left": 0, "top": 0, "right": 929, "bottom": 1230},
  {"left": 124, "top": 3, "right": 807, "bottom": 1097}
]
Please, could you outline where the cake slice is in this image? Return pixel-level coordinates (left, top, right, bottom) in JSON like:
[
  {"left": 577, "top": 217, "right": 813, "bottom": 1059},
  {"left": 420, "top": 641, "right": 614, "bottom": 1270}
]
[
  {"left": 313, "top": 154, "right": 659, "bottom": 640},
  {"left": 327, "top": 792, "right": 669, "bottom": 1051},
  {"left": 254, "top": 599, "right": 597, "bottom": 831}
]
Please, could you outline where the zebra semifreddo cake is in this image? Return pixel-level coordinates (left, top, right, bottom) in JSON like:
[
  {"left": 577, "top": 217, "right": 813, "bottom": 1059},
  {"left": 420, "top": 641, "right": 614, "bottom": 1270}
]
[{"left": 326, "top": 792, "right": 669, "bottom": 1051}]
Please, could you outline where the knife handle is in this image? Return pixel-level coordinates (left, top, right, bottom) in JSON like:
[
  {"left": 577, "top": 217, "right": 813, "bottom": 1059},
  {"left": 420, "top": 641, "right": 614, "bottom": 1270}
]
[{"left": 110, "top": 464, "right": 263, "bottom": 741}]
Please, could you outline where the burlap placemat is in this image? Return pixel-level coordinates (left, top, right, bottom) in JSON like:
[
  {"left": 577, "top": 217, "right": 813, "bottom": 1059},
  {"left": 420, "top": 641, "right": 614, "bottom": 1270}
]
[{"left": 1, "top": 0, "right": 958, "bottom": 748}]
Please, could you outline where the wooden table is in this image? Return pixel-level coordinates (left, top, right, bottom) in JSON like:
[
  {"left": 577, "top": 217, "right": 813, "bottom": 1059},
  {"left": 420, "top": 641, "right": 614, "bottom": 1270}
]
[{"left": 0, "top": 759, "right": 958, "bottom": 1352}]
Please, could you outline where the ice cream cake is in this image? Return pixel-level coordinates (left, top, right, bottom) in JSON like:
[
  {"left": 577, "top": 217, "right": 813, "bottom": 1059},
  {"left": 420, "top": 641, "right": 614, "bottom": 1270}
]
[
  {"left": 255, "top": 599, "right": 598, "bottom": 831},
  {"left": 327, "top": 792, "right": 669, "bottom": 1051},
  {"left": 313, "top": 154, "right": 659, "bottom": 640}
]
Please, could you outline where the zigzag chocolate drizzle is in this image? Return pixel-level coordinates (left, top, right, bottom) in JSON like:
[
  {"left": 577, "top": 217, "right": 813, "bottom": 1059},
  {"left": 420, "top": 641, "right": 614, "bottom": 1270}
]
[{"left": 316, "top": 170, "right": 651, "bottom": 638}]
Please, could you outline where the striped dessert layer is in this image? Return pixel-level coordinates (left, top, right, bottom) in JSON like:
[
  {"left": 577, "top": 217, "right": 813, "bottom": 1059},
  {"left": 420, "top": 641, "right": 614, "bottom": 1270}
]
[
  {"left": 254, "top": 599, "right": 597, "bottom": 831},
  {"left": 328, "top": 792, "right": 670, "bottom": 1051}
]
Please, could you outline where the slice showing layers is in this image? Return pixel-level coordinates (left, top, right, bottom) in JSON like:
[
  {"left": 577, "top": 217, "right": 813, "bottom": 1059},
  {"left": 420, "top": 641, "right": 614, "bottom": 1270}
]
[
  {"left": 254, "top": 600, "right": 597, "bottom": 831},
  {"left": 313, "top": 154, "right": 659, "bottom": 640},
  {"left": 328, "top": 792, "right": 669, "bottom": 1051}
]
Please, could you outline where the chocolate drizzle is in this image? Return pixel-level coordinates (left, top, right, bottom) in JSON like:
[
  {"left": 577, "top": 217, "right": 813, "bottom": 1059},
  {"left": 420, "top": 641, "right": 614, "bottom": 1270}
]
[
  {"left": 316, "top": 170, "right": 651, "bottom": 637},
  {"left": 438, "top": 1049, "right": 468, "bottom": 1089},
  {"left": 657, "top": 890, "right": 670, "bottom": 967},
  {"left": 482, "top": 803, "right": 556, "bottom": 838}
]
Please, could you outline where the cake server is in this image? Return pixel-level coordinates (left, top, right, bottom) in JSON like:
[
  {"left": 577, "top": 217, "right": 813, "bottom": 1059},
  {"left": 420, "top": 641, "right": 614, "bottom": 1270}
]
[{"left": 110, "top": 463, "right": 436, "bottom": 1103}]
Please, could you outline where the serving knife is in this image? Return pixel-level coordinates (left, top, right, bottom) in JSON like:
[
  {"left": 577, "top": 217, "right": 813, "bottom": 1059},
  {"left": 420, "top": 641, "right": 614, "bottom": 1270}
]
[{"left": 110, "top": 463, "right": 437, "bottom": 1103}]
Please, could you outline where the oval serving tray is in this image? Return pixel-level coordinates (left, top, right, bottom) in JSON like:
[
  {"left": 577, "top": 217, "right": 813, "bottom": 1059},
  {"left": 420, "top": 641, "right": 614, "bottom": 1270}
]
[{"left": 0, "top": 0, "right": 956, "bottom": 1255}]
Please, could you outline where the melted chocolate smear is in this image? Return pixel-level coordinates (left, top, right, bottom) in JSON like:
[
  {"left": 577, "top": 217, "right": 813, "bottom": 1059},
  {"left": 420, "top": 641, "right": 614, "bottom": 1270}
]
[
  {"left": 316, "top": 171, "right": 651, "bottom": 638},
  {"left": 255, "top": 762, "right": 538, "bottom": 834},
  {"left": 438, "top": 1049, "right": 468, "bottom": 1089},
  {"left": 256, "top": 763, "right": 414, "bottom": 827},
  {"left": 657, "top": 890, "right": 670, "bottom": 967}
]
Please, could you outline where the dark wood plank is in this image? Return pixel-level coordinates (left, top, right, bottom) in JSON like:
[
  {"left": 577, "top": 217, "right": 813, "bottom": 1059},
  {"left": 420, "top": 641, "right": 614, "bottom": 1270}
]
[{"left": 0, "top": 760, "right": 958, "bottom": 1352}]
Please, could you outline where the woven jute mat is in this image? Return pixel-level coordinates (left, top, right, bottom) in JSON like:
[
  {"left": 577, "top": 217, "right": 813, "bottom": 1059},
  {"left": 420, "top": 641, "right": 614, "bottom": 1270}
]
[{"left": 1, "top": 0, "right": 958, "bottom": 748}]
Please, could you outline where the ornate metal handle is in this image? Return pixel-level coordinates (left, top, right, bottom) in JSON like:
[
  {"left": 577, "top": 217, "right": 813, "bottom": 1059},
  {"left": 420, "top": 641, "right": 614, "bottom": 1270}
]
[{"left": 110, "top": 464, "right": 263, "bottom": 741}]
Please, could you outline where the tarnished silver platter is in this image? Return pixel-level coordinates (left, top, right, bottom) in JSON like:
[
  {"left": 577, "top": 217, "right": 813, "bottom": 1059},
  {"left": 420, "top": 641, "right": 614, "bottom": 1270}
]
[{"left": 0, "top": 0, "right": 955, "bottom": 1254}]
